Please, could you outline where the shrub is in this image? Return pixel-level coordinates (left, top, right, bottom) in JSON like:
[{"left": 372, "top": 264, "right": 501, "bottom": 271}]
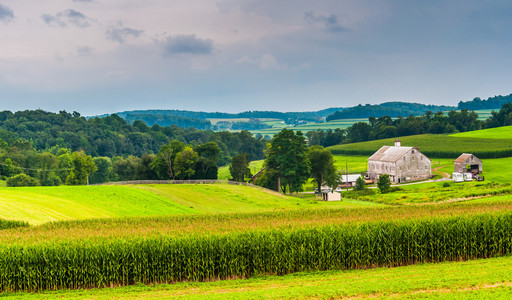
[
  {"left": 443, "top": 182, "right": 451, "bottom": 188},
  {"left": 354, "top": 176, "right": 366, "bottom": 191},
  {"left": 377, "top": 174, "right": 391, "bottom": 193},
  {"left": 6, "top": 174, "right": 40, "bottom": 187}
]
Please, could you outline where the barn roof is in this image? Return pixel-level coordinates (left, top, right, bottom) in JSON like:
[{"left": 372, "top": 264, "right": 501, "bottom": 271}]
[
  {"left": 340, "top": 174, "right": 362, "bottom": 182},
  {"left": 455, "top": 153, "right": 480, "bottom": 163},
  {"left": 368, "top": 146, "right": 414, "bottom": 162}
]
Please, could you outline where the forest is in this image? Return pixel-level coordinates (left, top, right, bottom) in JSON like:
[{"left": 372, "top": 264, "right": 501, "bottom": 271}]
[{"left": 326, "top": 102, "right": 455, "bottom": 121}]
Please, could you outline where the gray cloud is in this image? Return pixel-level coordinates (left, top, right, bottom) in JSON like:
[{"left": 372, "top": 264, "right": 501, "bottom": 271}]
[
  {"left": 42, "top": 9, "right": 92, "bottom": 28},
  {"left": 77, "top": 46, "right": 93, "bottom": 55},
  {"left": 106, "top": 26, "right": 143, "bottom": 43},
  {"left": 304, "top": 11, "right": 346, "bottom": 33},
  {"left": 161, "top": 34, "right": 213, "bottom": 55},
  {"left": 73, "top": 0, "right": 93, "bottom": 2},
  {"left": 0, "top": 3, "right": 14, "bottom": 23}
]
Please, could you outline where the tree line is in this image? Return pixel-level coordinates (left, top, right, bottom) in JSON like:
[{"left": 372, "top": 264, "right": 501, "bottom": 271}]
[{"left": 0, "top": 110, "right": 266, "bottom": 165}]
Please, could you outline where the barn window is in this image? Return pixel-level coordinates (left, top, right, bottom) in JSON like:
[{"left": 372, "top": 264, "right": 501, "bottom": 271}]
[{"left": 412, "top": 150, "right": 415, "bottom": 154}]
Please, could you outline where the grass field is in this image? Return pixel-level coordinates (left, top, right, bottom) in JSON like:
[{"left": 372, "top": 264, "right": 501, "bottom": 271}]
[
  {"left": 217, "top": 160, "right": 264, "bottom": 180},
  {"left": 7, "top": 255, "right": 512, "bottom": 299},
  {"left": 450, "top": 125, "right": 512, "bottom": 139},
  {"left": 329, "top": 134, "right": 512, "bottom": 158},
  {"left": 250, "top": 119, "right": 367, "bottom": 136},
  {"left": 0, "top": 183, "right": 389, "bottom": 225}
]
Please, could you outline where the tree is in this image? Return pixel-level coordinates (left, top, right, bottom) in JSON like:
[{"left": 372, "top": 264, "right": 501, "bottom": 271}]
[
  {"left": 112, "top": 156, "right": 140, "bottom": 181},
  {"left": 307, "top": 145, "right": 337, "bottom": 192},
  {"left": 229, "top": 153, "right": 252, "bottom": 182},
  {"left": 354, "top": 176, "right": 366, "bottom": 191},
  {"left": 90, "top": 157, "right": 113, "bottom": 184},
  {"left": 194, "top": 142, "right": 220, "bottom": 179},
  {"left": 377, "top": 174, "right": 391, "bottom": 194},
  {"left": 265, "top": 129, "right": 310, "bottom": 193},
  {"left": 174, "top": 146, "right": 198, "bottom": 180},
  {"left": 66, "top": 151, "right": 98, "bottom": 185},
  {"left": 151, "top": 140, "right": 185, "bottom": 179}
]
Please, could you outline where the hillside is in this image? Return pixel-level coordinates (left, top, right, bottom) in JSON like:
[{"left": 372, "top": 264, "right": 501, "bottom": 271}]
[
  {"left": 458, "top": 93, "right": 512, "bottom": 110},
  {"left": 450, "top": 125, "right": 512, "bottom": 139},
  {"left": 0, "top": 183, "right": 356, "bottom": 225}
]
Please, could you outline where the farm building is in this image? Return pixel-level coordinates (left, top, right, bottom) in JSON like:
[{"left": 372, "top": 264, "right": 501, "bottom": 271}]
[
  {"left": 454, "top": 153, "right": 482, "bottom": 174},
  {"left": 321, "top": 189, "right": 341, "bottom": 201},
  {"left": 367, "top": 139, "right": 431, "bottom": 183},
  {"left": 339, "top": 174, "right": 363, "bottom": 187}
]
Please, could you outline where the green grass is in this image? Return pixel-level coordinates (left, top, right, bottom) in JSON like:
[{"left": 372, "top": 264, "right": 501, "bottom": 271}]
[
  {"left": 218, "top": 160, "right": 264, "bottom": 180},
  {"left": 451, "top": 125, "right": 512, "bottom": 139},
  {"left": 344, "top": 181, "right": 512, "bottom": 205},
  {"left": 329, "top": 134, "right": 512, "bottom": 158},
  {"left": 250, "top": 119, "right": 367, "bottom": 136},
  {"left": 5, "top": 254, "right": 512, "bottom": 299},
  {"left": 0, "top": 183, "right": 384, "bottom": 225}
]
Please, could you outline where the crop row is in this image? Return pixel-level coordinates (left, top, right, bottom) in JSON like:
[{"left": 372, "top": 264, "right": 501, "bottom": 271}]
[
  {"left": 3, "top": 201, "right": 512, "bottom": 246},
  {"left": 0, "top": 219, "right": 28, "bottom": 230},
  {"left": 328, "top": 134, "right": 512, "bottom": 158},
  {"left": 2, "top": 213, "right": 512, "bottom": 292}
]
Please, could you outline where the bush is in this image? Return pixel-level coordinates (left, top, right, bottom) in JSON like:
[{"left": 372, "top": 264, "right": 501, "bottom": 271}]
[
  {"left": 443, "top": 182, "right": 451, "bottom": 188},
  {"left": 354, "top": 176, "right": 366, "bottom": 191},
  {"left": 6, "top": 174, "right": 40, "bottom": 187},
  {"left": 377, "top": 174, "right": 391, "bottom": 193}
]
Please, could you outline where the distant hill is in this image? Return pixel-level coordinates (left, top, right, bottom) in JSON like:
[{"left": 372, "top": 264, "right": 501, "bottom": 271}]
[
  {"left": 327, "top": 102, "right": 456, "bottom": 121},
  {"left": 458, "top": 93, "right": 512, "bottom": 110},
  {"left": 93, "top": 107, "right": 347, "bottom": 130},
  {"left": 97, "top": 108, "right": 346, "bottom": 121}
]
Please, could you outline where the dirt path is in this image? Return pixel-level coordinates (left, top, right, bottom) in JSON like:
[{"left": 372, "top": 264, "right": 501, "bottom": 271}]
[{"left": 433, "top": 164, "right": 451, "bottom": 179}]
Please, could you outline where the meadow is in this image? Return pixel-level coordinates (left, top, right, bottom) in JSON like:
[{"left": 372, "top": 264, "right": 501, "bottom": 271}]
[{"left": 450, "top": 124, "right": 512, "bottom": 139}]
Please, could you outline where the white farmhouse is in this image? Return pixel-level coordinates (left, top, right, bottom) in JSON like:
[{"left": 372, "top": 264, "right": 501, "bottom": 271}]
[{"left": 367, "top": 139, "right": 431, "bottom": 183}]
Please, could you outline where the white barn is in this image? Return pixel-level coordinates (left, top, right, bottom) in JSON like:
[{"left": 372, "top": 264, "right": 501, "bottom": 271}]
[{"left": 367, "top": 139, "right": 431, "bottom": 183}]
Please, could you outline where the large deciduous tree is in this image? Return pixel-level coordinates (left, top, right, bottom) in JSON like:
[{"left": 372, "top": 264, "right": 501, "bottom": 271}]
[
  {"left": 66, "top": 151, "right": 98, "bottom": 185},
  {"left": 229, "top": 153, "right": 252, "bottom": 182},
  {"left": 174, "top": 146, "right": 198, "bottom": 180},
  {"left": 265, "top": 129, "right": 310, "bottom": 193},
  {"left": 151, "top": 140, "right": 185, "bottom": 179},
  {"left": 307, "top": 145, "right": 337, "bottom": 192}
]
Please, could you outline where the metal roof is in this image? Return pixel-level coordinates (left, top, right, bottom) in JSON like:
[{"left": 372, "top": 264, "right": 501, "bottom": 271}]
[
  {"left": 340, "top": 174, "right": 362, "bottom": 182},
  {"left": 368, "top": 146, "right": 414, "bottom": 162},
  {"left": 454, "top": 153, "right": 474, "bottom": 163}
]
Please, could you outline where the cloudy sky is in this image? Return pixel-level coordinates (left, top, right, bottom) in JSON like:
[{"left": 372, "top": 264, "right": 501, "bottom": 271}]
[{"left": 0, "top": 0, "right": 511, "bottom": 115}]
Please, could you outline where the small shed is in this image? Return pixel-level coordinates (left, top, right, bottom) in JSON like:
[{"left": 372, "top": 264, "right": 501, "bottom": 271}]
[
  {"left": 321, "top": 189, "right": 341, "bottom": 201},
  {"left": 454, "top": 153, "right": 482, "bottom": 174}
]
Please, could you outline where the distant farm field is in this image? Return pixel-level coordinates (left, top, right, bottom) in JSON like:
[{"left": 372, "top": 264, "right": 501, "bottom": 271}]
[
  {"left": 250, "top": 119, "right": 367, "bottom": 136},
  {"left": 328, "top": 134, "right": 512, "bottom": 158}
]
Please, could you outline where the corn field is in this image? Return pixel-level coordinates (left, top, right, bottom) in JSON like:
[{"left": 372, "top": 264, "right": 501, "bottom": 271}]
[{"left": 1, "top": 213, "right": 512, "bottom": 292}]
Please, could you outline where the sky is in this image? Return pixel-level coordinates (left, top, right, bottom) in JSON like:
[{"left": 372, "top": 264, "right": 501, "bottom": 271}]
[{"left": 0, "top": 0, "right": 511, "bottom": 116}]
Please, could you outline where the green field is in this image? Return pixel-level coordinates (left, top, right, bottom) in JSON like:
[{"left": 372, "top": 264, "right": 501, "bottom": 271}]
[
  {"left": 8, "top": 255, "right": 512, "bottom": 299},
  {"left": 451, "top": 125, "right": 512, "bottom": 139},
  {"left": 250, "top": 119, "right": 367, "bottom": 136},
  {"left": 329, "top": 134, "right": 512, "bottom": 158},
  {"left": 0, "top": 183, "right": 388, "bottom": 225},
  {"left": 218, "top": 160, "right": 264, "bottom": 180}
]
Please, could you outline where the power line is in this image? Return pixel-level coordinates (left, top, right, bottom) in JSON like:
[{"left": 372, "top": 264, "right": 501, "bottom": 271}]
[{"left": 0, "top": 162, "right": 72, "bottom": 172}]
